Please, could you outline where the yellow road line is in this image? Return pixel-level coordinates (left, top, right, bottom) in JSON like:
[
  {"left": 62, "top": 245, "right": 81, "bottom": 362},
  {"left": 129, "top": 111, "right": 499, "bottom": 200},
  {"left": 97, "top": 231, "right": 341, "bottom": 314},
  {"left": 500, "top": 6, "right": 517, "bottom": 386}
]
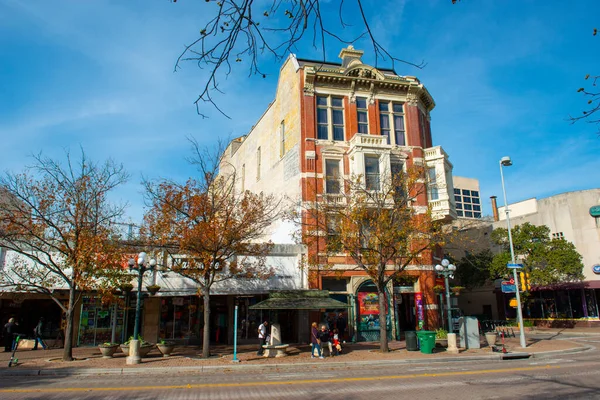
[{"left": 1, "top": 365, "right": 560, "bottom": 393}]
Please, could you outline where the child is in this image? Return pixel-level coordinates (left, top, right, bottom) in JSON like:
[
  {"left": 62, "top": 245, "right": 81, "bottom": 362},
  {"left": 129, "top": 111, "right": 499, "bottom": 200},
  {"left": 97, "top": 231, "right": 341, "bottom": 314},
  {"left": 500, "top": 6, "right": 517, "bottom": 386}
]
[{"left": 332, "top": 328, "right": 342, "bottom": 355}]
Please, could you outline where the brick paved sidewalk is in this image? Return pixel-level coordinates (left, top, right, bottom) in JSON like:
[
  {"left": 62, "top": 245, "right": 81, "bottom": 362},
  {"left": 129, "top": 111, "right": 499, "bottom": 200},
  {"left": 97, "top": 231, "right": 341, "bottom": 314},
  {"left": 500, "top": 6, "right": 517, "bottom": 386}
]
[{"left": 0, "top": 334, "right": 586, "bottom": 372}]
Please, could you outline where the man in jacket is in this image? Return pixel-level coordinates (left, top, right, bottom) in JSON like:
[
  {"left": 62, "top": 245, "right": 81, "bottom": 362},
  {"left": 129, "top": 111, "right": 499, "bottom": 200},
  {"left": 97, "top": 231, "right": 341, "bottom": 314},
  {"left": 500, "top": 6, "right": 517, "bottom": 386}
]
[
  {"left": 3, "top": 318, "right": 17, "bottom": 352},
  {"left": 32, "top": 317, "right": 47, "bottom": 350},
  {"left": 319, "top": 325, "right": 333, "bottom": 357}
]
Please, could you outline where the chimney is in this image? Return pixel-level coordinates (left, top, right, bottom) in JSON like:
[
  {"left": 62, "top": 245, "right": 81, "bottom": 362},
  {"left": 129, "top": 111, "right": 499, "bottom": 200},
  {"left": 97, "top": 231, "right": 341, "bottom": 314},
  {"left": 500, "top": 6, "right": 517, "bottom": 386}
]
[{"left": 490, "top": 196, "right": 499, "bottom": 222}]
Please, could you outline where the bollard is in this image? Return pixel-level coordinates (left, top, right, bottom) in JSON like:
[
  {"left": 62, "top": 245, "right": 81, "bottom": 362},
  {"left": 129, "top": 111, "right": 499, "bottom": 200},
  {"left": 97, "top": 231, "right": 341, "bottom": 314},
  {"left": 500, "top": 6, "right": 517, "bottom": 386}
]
[{"left": 447, "top": 333, "right": 459, "bottom": 354}]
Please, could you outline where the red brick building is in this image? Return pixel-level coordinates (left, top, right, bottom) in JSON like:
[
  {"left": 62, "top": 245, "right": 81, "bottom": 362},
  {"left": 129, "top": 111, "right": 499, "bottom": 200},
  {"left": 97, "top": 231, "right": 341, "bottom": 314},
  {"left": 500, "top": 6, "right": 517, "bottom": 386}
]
[{"left": 222, "top": 46, "right": 455, "bottom": 341}]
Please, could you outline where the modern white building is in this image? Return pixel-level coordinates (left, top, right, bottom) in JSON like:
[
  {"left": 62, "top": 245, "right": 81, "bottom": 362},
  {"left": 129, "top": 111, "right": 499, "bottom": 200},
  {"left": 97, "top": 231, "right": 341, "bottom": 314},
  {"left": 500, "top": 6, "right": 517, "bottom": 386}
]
[
  {"left": 458, "top": 189, "right": 600, "bottom": 325},
  {"left": 452, "top": 176, "right": 482, "bottom": 219}
]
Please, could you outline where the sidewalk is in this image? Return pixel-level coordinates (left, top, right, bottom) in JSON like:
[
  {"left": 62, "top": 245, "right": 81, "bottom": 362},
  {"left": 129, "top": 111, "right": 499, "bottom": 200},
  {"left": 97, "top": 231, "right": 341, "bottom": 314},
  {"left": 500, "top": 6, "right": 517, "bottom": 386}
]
[{"left": 0, "top": 332, "right": 592, "bottom": 376}]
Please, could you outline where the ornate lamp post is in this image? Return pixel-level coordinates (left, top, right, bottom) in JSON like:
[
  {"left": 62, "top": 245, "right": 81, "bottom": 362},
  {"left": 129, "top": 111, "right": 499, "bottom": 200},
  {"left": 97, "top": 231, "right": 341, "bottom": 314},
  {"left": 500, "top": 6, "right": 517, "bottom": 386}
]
[
  {"left": 435, "top": 259, "right": 456, "bottom": 333},
  {"left": 499, "top": 156, "right": 527, "bottom": 348},
  {"left": 126, "top": 252, "right": 156, "bottom": 365}
]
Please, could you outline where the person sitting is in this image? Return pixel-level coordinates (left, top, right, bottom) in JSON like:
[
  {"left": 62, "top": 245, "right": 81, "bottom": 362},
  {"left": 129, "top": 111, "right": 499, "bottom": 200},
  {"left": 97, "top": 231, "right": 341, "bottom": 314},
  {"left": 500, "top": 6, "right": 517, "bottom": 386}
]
[
  {"left": 319, "top": 325, "right": 333, "bottom": 357},
  {"left": 332, "top": 328, "right": 342, "bottom": 355}
]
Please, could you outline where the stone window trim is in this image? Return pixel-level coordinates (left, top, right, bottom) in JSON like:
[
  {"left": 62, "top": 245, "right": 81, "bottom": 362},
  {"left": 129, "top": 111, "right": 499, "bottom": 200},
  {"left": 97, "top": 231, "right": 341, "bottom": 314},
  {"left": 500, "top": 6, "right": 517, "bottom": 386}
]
[
  {"left": 324, "top": 157, "right": 343, "bottom": 195},
  {"left": 364, "top": 154, "right": 381, "bottom": 191},
  {"left": 356, "top": 96, "right": 369, "bottom": 135},
  {"left": 316, "top": 94, "right": 345, "bottom": 142},
  {"left": 378, "top": 100, "right": 406, "bottom": 147},
  {"left": 427, "top": 166, "right": 439, "bottom": 201}
]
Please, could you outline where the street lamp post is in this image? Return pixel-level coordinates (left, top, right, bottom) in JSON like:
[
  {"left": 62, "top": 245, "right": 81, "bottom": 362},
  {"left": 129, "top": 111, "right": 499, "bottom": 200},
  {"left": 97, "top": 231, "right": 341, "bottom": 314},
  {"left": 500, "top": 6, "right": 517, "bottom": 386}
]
[
  {"left": 126, "top": 252, "right": 156, "bottom": 365},
  {"left": 435, "top": 259, "right": 456, "bottom": 333},
  {"left": 499, "top": 156, "right": 527, "bottom": 349}
]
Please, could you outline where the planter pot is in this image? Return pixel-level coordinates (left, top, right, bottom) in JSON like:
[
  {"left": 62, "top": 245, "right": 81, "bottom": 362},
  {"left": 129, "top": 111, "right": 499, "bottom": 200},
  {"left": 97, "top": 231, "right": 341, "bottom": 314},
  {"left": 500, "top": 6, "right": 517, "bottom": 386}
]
[
  {"left": 98, "top": 345, "right": 119, "bottom": 358},
  {"left": 435, "top": 339, "right": 448, "bottom": 348},
  {"left": 147, "top": 286, "right": 161, "bottom": 295},
  {"left": 120, "top": 343, "right": 155, "bottom": 357},
  {"left": 485, "top": 333, "right": 497, "bottom": 347},
  {"left": 157, "top": 343, "right": 176, "bottom": 357}
]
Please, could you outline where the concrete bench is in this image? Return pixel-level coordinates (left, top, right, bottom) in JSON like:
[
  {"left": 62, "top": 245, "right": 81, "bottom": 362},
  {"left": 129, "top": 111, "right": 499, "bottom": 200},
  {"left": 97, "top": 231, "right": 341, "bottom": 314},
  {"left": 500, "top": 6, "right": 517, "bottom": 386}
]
[
  {"left": 15, "top": 339, "right": 63, "bottom": 349},
  {"left": 262, "top": 344, "right": 289, "bottom": 358}
]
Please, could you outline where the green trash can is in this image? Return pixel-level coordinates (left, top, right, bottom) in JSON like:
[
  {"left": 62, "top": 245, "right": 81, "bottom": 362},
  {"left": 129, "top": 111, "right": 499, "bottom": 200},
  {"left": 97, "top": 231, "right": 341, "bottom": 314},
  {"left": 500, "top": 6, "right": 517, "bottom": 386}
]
[
  {"left": 416, "top": 330, "right": 436, "bottom": 354},
  {"left": 405, "top": 331, "right": 418, "bottom": 351}
]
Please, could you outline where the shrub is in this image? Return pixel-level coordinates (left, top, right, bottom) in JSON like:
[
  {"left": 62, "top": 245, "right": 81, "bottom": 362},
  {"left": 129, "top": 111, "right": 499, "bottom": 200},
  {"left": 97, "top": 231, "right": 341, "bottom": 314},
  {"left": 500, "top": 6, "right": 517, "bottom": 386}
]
[{"left": 435, "top": 328, "right": 448, "bottom": 339}]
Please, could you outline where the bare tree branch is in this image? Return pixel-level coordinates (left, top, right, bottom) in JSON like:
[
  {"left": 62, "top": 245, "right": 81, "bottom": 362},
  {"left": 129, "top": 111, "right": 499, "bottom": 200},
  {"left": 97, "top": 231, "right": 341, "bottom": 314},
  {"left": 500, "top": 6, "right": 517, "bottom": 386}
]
[{"left": 171, "top": 0, "right": 426, "bottom": 117}]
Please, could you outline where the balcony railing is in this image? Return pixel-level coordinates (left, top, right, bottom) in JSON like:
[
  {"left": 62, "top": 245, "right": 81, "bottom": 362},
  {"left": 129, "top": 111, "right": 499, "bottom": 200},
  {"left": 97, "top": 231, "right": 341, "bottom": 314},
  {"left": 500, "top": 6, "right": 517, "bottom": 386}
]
[
  {"left": 349, "top": 134, "right": 389, "bottom": 148},
  {"left": 424, "top": 146, "right": 449, "bottom": 160},
  {"left": 318, "top": 194, "right": 346, "bottom": 205}
]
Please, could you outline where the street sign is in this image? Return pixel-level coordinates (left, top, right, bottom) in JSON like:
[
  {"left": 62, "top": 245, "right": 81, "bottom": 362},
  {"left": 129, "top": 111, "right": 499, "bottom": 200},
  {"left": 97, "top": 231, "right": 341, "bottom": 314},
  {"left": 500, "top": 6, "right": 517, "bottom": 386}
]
[
  {"left": 501, "top": 284, "right": 517, "bottom": 293},
  {"left": 507, "top": 263, "right": 523, "bottom": 269}
]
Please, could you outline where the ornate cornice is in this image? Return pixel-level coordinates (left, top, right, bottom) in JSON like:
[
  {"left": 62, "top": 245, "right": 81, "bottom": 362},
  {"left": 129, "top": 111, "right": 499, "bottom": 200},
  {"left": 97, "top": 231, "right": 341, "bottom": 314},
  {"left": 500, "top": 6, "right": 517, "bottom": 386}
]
[{"left": 301, "top": 48, "right": 436, "bottom": 111}]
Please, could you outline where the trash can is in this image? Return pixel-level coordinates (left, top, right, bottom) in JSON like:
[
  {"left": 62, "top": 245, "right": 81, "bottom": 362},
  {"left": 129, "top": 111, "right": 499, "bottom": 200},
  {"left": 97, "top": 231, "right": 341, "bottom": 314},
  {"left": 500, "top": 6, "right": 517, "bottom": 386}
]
[
  {"left": 416, "top": 330, "right": 436, "bottom": 354},
  {"left": 405, "top": 331, "right": 418, "bottom": 351}
]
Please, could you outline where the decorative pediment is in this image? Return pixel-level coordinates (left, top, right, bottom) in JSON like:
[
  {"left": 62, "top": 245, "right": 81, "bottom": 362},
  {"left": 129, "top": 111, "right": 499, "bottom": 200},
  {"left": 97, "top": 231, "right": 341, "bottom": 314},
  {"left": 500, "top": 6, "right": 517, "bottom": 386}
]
[
  {"left": 344, "top": 65, "right": 385, "bottom": 81},
  {"left": 320, "top": 146, "right": 346, "bottom": 157}
]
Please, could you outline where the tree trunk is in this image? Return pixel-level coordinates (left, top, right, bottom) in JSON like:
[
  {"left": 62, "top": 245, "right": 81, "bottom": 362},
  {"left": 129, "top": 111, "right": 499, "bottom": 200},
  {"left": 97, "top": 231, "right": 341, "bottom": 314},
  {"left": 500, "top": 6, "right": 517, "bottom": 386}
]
[
  {"left": 378, "top": 287, "right": 389, "bottom": 353},
  {"left": 62, "top": 286, "right": 76, "bottom": 361},
  {"left": 202, "top": 289, "right": 211, "bottom": 358}
]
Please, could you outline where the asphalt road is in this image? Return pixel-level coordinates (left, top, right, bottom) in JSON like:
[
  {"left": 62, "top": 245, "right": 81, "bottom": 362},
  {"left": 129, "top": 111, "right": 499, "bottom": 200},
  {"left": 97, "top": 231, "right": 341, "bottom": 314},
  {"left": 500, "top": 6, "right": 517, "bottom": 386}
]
[{"left": 1, "top": 335, "right": 599, "bottom": 400}]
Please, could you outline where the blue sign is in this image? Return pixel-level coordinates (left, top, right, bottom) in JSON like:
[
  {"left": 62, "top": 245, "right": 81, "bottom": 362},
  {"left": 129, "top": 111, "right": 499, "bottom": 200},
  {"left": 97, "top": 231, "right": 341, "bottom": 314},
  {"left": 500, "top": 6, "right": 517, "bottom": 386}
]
[
  {"left": 507, "top": 263, "right": 524, "bottom": 269},
  {"left": 501, "top": 284, "right": 517, "bottom": 293},
  {"left": 592, "top": 265, "right": 600, "bottom": 275}
]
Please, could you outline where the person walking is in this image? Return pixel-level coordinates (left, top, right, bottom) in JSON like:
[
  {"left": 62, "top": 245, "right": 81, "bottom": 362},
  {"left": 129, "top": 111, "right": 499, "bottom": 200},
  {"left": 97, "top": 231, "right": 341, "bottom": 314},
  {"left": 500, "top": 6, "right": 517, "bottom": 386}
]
[
  {"left": 256, "top": 320, "right": 268, "bottom": 356},
  {"left": 310, "top": 322, "right": 323, "bottom": 359},
  {"left": 32, "top": 317, "right": 47, "bottom": 350},
  {"left": 3, "top": 318, "right": 17, "bottom": 352}
]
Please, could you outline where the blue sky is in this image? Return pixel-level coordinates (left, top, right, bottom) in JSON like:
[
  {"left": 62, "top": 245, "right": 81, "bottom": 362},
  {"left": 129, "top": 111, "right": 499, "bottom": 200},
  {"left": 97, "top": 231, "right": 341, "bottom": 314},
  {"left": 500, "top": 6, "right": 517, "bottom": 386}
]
[{"left": 1, "top": 0, "right": 599, "bottom": 223}]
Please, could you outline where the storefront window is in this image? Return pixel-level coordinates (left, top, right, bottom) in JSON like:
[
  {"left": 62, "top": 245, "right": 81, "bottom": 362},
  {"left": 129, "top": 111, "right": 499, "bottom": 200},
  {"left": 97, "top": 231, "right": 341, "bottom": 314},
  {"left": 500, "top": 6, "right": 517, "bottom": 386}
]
[
  {"left": 78, "top": 296, "right": 124, "bottom": 346},
  {"left": 159, "top": 297, "right": 201, "bottom": 343},
  {"left": 569, "top": 289, "right": 584, "bottom": 318},
  {"left": 585, "top": 289, "right": 599, "bottom": 318},
  {"left": 236, "top": 296, "right": 269, "bottom": 342}
]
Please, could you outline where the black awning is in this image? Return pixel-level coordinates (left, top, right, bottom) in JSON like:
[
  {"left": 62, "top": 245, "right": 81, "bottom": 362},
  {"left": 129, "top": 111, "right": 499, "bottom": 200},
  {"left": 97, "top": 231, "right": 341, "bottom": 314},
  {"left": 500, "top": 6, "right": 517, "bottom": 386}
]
[{"left": 249, "top": 290, "right": 350, "bottom": 310}]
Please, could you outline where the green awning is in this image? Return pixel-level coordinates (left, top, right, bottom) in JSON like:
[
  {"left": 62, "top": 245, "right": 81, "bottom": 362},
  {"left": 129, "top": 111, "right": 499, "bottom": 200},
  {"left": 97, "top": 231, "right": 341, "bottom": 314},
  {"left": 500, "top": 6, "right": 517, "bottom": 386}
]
[{"left": 249, "top": 290, "right": 350, "bottom": 310}]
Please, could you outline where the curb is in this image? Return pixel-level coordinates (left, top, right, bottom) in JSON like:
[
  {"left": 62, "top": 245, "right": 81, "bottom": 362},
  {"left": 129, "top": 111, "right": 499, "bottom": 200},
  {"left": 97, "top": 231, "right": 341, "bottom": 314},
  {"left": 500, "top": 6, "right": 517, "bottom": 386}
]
[
  {"left": 0, "top": 346, "right": 593, "bottom": 377},
  {"left": 530, "top": 345, "right": 593, "bottom": 358}
]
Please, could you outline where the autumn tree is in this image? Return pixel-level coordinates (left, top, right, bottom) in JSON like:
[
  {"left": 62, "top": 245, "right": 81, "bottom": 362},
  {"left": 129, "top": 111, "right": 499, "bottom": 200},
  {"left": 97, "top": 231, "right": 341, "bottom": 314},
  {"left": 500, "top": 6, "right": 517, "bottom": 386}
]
[
  {"left": 143, "top": 140, "right": 281, "bottom": 358},
  {"left": 295, "top": 164, "right": 447, "bottom": 353},
  {"left": 171, "top": 0, "right": 431, "bottom": 117},
  {"left": 490, "top": 222, "right": 584, "bottom": 288},
  {"left": 0, "top": 151, "right": 130, "bottom": 361},
  {"left": 453, "top": 249, "right": 495, "bottom": 289}
]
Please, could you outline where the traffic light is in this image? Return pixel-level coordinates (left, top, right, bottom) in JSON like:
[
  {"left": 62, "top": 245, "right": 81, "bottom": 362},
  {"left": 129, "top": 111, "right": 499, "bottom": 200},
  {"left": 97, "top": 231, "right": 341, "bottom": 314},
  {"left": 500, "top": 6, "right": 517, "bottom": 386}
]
[{"left": 519, "top": 271, "right": 531, "bottom": 292}]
